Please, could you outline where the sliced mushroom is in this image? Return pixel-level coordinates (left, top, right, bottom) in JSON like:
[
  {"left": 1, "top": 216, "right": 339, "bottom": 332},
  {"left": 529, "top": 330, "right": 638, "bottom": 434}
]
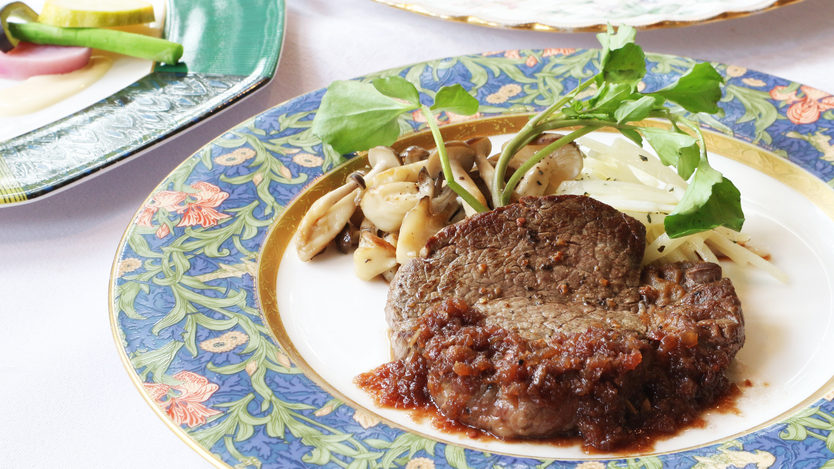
[
  {"left": 467, "top": 137, "right": 496, "bottom": 206},
  {"left": 383, "top": 232, "right": 398, "bottom": 248},
  {"left": 359, "top": 216, "right": 377, "bottom": 234},
  {"left": 353, "top": 231, "right": 398, "bottom": 281},
  {"left": 368, "top": 160, "right": 428, "bottom": 188},
  {"left": 426, "top": 140, "right": 488, "bottom": 217},
  {"left": 511, "top": 134, "right": 584, "bottom": 200},
  {"left": 396, "top": 168, "right": 458, "bottom": 264},
  {"left": 381, "top": 266, "right": 399, "bottom": 283},
  {"left": 359, "top": 181, "right": 420, "bottom": 233},
  {"left": 295, "top": 177, "right": 362, "bottom": 262},
  {"left": 430, "top": 184, "right": 458, "bottom": 215}
]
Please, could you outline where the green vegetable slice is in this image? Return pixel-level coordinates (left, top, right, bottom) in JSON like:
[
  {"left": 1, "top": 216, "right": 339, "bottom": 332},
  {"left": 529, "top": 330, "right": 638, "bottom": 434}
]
[{"left": 8, "top": 21, "right": 183, "bottom": 64}]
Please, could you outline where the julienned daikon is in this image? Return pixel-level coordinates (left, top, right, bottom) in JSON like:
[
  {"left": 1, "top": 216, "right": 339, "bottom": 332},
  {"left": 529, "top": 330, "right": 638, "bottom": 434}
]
[{"left": 558, "top": 136, "right": 788, "bottom": 283}]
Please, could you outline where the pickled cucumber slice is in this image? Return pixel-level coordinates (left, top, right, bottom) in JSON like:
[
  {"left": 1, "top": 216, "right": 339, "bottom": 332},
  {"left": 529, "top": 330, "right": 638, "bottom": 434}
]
[{"left": 38, "top": 0, "right": 155, "bottom": 27}]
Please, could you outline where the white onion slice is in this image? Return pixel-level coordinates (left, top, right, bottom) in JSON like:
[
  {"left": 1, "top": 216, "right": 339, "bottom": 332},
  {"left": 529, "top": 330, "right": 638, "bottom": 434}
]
[{"left": 0, "top": 41, "right": 91, "bottom": 80}]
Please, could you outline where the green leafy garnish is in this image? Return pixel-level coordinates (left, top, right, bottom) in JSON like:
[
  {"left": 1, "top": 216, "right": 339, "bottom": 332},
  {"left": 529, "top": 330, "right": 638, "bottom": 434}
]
[
  {"left": 650, "top": 62, "right": 725, "bottom": 114},
  {"left": 310, "top": 24, "right": 743, "bottom": 239},
  {"left": 311, "top": 80, "right": 413, "bottom": 155},
  {"left": 430, "top": 84, "right": 480, "bottom": 115},
  {"left": 665, "top": 167, "right": 744, "bottom": 236},
  {"left": 372, "top": 75, "right": 421, "bottom": 106}
]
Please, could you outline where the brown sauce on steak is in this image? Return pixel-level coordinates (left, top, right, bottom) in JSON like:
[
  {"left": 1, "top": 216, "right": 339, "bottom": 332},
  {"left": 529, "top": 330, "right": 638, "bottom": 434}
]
[{"left": 359, "top": 195, "right": 745, "bottom": 451}]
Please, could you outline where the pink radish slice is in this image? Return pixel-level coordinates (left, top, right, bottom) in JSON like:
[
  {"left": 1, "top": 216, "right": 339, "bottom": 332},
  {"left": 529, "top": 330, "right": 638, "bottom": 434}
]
[{"left": 0, "top": 42, "right": 91, "bottom": 80}]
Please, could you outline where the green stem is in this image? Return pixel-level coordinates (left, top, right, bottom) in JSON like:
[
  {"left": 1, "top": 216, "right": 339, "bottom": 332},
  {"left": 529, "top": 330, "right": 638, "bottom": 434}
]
[
  {"left": 9, "top": 21, "right": 183, "bottom": 64},
  {"left": 491, "top": 77, "right": 595, "bottom": 207},
  {"left": 539, "top": 118, "right": 639, "bottom": 130},
  {"left": 500, "top": 125, "right": 600, "bottom": 206},
  {"left": 670, "top": 114, "right": 708, "bottom": 163},
  {"left": 421, "top": 105, "right": 489, "bottom": 213}
]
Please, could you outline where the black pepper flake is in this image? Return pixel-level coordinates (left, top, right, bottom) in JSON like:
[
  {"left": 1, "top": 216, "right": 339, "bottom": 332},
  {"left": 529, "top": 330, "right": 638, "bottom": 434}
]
[
  {"left": 647, "top": 214, "right": 652, "bottom": 223},
  {"left": 658, "top": 245, "right": 666, "bottom": 253},
  {"left": 640, "top": 155, "right": 648, "bottom": 162}
]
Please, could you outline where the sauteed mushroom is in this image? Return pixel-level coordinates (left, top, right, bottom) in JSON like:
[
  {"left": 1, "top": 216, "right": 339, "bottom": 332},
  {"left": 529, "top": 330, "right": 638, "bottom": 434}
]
[
  {"left": 511, "top": 134, "right": 583, "bottom": 199},
  {"left": 400, "top": 145, "right": 430, "bottom": 165},
  {"left": 360, "top": 181, "right": 420, "bottom": 233},
  {"left": 370, "top": 161, "right": 428, "bottom": 187},
  {"left": 295, "top": 174, "right": 363, "bottom": 261},
  {"left": 353, "top": 231, "right": 398, "bottom": 281},
  {"left": 467, "top": 137, "right": 496, "bottom": 206},
  {"left": 365, "top": 146, "right": 401, "bottom": 181},
  {"left": 295, "top": 146, "right": 399, "bottom": 261},
  {"left": 396, "top": 168, "right": 458, "bottom": 264},
  {"left": 429, "top": 140, "right": 488, "bottom": 217}
]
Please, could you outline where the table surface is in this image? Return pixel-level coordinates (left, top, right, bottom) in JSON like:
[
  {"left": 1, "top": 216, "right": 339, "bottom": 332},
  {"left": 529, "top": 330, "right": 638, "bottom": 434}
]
[{"left": 2, "top": 0, "right": 833, "bottom": 467}]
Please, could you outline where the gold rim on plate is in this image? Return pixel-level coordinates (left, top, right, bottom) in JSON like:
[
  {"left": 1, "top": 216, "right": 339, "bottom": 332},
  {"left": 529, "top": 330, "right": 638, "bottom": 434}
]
[{"left": 371, "top": 0, "right": 806, "bottom": 32}]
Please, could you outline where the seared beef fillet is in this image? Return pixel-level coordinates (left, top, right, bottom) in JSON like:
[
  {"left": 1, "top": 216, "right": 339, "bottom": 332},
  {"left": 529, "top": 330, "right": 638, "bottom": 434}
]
[{"left": 378, "top": 195, "right": 744, "bottom": 450}]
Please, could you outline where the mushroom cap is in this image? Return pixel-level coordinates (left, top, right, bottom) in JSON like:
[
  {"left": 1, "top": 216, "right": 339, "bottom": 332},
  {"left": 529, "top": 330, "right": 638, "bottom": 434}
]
[
  {"left": 509, "top": 132, "right": 584, "bottom": 200},
  {"left": 426, "top": 140, "right": 476, "bottom": 176},
  {"left": 444, "top": 140, "right": 477, "bottom": 170},
  {"left": 400, "top": 146, "right": 430, "bottom": 164},
  {"left": 367, "top": 146, "right": 401, "bottom": 171},
  {"left": 466, "top": 136, "right": 492, "bottom": 159}
]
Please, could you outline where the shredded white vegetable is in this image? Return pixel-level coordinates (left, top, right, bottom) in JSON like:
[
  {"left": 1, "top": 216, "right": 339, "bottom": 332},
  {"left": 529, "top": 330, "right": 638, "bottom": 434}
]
[{"left": 555, "top": 137, "right": 787, "bottom": 283}]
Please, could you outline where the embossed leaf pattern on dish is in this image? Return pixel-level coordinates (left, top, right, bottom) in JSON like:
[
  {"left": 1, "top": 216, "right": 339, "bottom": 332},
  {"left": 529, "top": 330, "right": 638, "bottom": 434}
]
[
  {"left": 0, "top": 74, "right": 256, "bottom": 196},
  {"left": 113, "top": 49, "right": 834, "bottom": 468}
]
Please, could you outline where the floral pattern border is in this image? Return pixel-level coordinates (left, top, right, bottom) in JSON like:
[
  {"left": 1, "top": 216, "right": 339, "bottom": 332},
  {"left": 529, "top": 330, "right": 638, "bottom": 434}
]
[{"left": 111, "top": 49, "right": 834, "bottom": 469}]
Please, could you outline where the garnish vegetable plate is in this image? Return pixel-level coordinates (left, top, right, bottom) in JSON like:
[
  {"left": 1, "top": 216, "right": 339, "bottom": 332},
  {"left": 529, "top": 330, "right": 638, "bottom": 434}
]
[
  {"left": 370, "top": 0, "right": 805, "bottom": 32},
  {"left": 111, "top": 48, "right": 834, "bottom": 468},
  {"left": 0, "top": 0, "right": 285, "bottom": 206}
]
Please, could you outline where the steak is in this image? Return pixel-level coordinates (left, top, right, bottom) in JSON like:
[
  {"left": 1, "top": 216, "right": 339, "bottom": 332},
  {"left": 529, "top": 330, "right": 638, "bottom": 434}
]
[{"left": 374, "top": 195, "right": 744, "bottom": 450}]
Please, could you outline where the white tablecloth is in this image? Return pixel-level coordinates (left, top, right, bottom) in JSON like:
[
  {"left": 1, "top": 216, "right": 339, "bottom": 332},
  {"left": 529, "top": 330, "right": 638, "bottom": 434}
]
[{"left": 2, "top": 0, "right": 832, "bottom": 467}]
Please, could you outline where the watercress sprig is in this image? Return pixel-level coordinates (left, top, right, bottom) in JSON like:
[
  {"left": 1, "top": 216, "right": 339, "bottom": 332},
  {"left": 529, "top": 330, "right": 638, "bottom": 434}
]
[
  {"left": 490, "top": 24, "right": 742, "bottom": 237},
  {"left": 310, "top": 76, "right": 487, "bottom": 212},
  {"left": 310, "top": 24, "right": 744, "bottom": 238}
]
